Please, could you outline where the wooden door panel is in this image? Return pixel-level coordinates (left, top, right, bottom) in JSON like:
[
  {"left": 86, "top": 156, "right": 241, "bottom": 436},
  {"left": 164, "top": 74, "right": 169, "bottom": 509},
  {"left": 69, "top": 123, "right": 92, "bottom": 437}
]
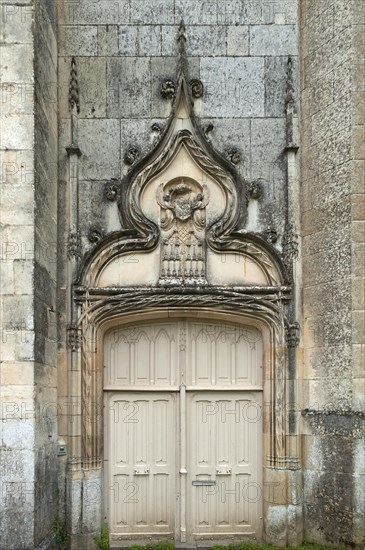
[
  {"left": 188, "top": 392, "right": 262, "bottom": 539},
  {"left": 108, "top": 393, "right": 176, "bottom": 539}
]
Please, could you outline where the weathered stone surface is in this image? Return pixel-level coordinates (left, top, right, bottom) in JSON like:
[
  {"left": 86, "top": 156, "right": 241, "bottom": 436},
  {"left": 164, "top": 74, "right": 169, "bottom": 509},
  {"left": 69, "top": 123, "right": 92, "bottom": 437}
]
[
  {"left": 265, "top": 55, "right": 298, "bottom": 117},
  {"left": 1, "top": 114, "right": 34, "bottom": 149},
  {"left": 62, "top": 0, "right": 130, "bottom": 25},
  {"left": 130, "top": 0, "right": 175, "bottom": 24},
  {"left": 200, "top": 117, "right": 251, "bottom": 179},
  {"left": 78, "top": 119, "right": 120, "bottom": 179},
  {"left": 200, "top": 57, "right": 265, "bottom": 117},
  {"left": 227, "top": 25, "right": 249, "bottom": 56},
  {"left": 106, "top": 57, "right": 150, "bottom": 118},
  {"left": 0, "top": 4, "right": 33, "bottom": 43},
  {"left": 250, "top": 118, "right": 286, "bottom": 196},
  {"left": 119, "top": 25, "right": 161, "bottom": 56},
  {"left": 61, "top": 25, "right": 97, "bottom": 56},
  {"left": 97, "top": 25, "right": 118, "bottom": 56},
  {"left": 0, "top": 43, "right": 33, "bottom": 81},
  {"left": 77, "top": 57, "right": 107, "bottom": 118},
  {"left": 250, "top": 25, "right": 297, "bottom": 56},
  {"left": 162, "top": 24, "right": 227, "bottom": 56},
  {"left": 0, "top": 150, "right": 35, "bottom": 186}
]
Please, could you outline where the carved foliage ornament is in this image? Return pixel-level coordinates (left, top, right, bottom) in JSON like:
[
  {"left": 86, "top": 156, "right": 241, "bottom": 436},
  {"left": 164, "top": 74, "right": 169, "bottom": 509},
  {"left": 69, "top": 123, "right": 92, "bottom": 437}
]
[
  {"left": 104, "top": 181, "right": 119, "bottom": 202},
  {"left": 124, "top": 147, "right": 140, "bottom": 166},
  {"left": 161, "top": 79, "right": 176, "bottom": 100},
  {"left": 190, "top": 79, "right": 204, "bottom": 99}
]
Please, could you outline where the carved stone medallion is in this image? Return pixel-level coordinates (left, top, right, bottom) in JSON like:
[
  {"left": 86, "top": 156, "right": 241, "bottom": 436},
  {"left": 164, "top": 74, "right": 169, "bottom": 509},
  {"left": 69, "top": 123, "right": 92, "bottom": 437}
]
[{"left": 157, "top": 177, "right": 209, "bottom": 286}]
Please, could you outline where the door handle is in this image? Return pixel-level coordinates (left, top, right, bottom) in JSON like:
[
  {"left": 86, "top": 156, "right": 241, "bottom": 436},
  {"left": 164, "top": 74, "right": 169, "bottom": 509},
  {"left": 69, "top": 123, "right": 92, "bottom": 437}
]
[
  {"left": 134, "top": 468, "right": 150, "bottom": 475},
  {"left": 216, "top": 467, "right": 232, "bottom": 475}
]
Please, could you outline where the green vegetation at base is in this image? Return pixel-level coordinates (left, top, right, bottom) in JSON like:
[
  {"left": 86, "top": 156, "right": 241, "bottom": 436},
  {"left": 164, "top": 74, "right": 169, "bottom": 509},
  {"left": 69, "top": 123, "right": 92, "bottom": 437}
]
[
  {"left": 94, "top": 523, "right": 110, "bottom": 550},
  {"left": 130, "top": 544, "right": 174, "bottom": 550},
  {"left": 53, "top": 513, "right": 70, "bottom": 548}
]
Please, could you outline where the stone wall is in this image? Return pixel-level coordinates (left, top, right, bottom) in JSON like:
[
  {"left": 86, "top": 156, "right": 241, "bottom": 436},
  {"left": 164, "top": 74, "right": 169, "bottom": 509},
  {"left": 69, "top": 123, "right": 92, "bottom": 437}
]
[
  {"left": 56, "top": 1, "right": 301, "bottom": 546},
  {"left": 0, "top": 0, "right": 58, "bottom": 548},
  {"left": 57, "top": 0, "right": 299, "bottom": 255},
  {"left": 300, "top": 0, "right": 365, "bottom": 545},
  {"left": 33, "top": 0, "right": 59, "bottom": 546}
]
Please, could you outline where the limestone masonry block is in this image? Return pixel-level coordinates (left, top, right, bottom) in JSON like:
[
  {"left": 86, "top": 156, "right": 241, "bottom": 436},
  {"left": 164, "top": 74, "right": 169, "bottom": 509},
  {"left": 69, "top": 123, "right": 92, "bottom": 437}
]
[
  {"left": 200, "top": 57, "right": 265, "bottom": 118},
  {"left": 250, "top": 25, "right": 297, "bottom": 56},
  {"left": 62, "top": 25, "right": 98, "bottom": 56}
]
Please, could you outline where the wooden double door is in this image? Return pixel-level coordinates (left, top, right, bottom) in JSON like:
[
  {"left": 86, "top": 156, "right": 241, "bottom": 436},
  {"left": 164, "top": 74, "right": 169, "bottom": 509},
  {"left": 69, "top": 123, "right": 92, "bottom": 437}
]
[{"left": 104, "top": 320, "right": 263, "bottom": 543}]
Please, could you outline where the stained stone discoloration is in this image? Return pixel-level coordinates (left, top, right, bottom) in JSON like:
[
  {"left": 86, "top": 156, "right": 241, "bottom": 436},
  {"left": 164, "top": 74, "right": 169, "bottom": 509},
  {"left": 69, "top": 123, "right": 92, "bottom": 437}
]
[
  {"left": 200, "top": 57, "right": 265, "bottom": 118},
  {"left": 227, "top": 26, "right": 249, "bottom": 57},
  {"left": 62, "top": 26, "right": 98, "bottom": 56},
  {"left": 250, "top": 25, "right": 297, "bottom": 56},
  {"left": 107, "top": 57, "right": 151, "bottom": 118},
  {"left": 78, "top": 119, "right": 120, "bottom": 179}
]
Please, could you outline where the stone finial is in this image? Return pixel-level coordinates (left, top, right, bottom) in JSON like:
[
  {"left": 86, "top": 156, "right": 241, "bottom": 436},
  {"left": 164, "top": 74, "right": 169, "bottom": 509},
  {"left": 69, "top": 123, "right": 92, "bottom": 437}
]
[
  {"left": 67, "top": 228, "right": 81, "bottom": 260},
  {"left": 69, "top": 57, "right": 80, "bottom": 114},
  {"left": 67, "top": 325, "right": 81, "bottom": 351},
  {"left": 286, "top": 56, "right": 295, "bottom": 110},
  {"left": 178, "top": 19, "right": 187, "bottom": 44}
]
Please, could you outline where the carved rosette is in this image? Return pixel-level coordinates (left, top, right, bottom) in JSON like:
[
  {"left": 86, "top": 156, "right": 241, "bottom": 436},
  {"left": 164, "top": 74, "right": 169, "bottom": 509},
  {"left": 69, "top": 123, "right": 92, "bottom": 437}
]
[
  {"left": 157, "top": 177, "right": 209, "bottom": 286},
  {"left": 249, "top": 179, "right": 263, "bottom": 199},
  {"left": 104, "top": 181, "right": 119, "bottom": 201},
  {"left": 227, "top": 149, "right": 241, "bottom": 165},
  {"left": 124, "top": 147, "right": 140, "bottom": 166},
  {"left": 190, "top": 79, "right": 204, "bottom": 99},
  {"left": 88, "top": 225, "right": 104, "bottom": 244}
]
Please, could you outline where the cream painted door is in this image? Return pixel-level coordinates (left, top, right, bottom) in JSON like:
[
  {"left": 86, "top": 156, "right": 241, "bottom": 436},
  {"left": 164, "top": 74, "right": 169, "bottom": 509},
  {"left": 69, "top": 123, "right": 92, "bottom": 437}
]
[
  {"left": 187, "top": 392, "right": 263, "bottom": 540},
  {"left": 105, "top": 320, "right": 263, "bottom": 542},
  {"left": 107, "top": 392, "right": 177, "bottom": 540}
]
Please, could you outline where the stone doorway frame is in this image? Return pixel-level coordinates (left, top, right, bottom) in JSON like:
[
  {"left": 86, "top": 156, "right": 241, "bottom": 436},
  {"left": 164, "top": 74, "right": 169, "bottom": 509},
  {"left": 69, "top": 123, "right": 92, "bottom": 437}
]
[{"left": 65, "top": 291, "right": 302, "bottom": 548}]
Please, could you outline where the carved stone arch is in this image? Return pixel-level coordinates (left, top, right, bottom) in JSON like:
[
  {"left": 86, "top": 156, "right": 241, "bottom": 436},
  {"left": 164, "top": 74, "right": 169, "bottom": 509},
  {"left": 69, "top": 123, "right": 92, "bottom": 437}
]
[{"left": 72, "top": 290, "right": 298, "bottom": 471}]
